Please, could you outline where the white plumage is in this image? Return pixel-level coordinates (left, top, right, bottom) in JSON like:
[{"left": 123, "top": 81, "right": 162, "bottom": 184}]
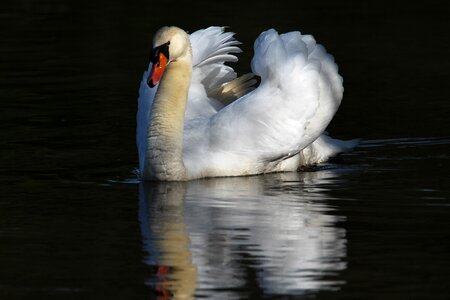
[{"left": 137, "top": 26, "right": 357, "bottom": 180}]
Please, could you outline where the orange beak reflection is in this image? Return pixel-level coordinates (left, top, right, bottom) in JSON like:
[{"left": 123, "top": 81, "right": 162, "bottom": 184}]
[{"left": 148, "top": 52, "right": 168, "bottom": 88}]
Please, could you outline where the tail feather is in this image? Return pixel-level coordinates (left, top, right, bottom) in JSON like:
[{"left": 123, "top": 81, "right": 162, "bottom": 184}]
[{"left": 299, "top": 134, "right": 360, "bottom": 166}]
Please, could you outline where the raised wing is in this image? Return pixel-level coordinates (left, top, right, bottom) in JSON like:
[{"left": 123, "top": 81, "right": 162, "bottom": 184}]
[
  {"left": 185, "top": 26, "right": 246, "bottom": 120},
  {"left": 207, "top": 29, "right": 344, "bottom": 164}
]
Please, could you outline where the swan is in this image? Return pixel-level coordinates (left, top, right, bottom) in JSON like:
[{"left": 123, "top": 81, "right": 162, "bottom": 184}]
[{"left": 137, "top": 26, "right": 357, "bottom": 181}]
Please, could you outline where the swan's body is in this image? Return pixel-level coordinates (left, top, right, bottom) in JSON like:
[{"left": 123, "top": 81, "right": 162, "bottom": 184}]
[{"left": 137, "top": 26, "right": 356, "bottom": 181}]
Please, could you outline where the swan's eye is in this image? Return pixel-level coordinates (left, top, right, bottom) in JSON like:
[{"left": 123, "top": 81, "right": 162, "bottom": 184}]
[
  {"left": 160, "top": 42, "right": 170, "bottom": 59},
  {"left": 150, "top": 41, "right": 170, "bottom": 64}
]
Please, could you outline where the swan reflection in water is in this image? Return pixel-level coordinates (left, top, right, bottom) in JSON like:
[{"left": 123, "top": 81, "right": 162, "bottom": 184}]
[{"left": 139, "top": 171, "right": 347, "bottom": 299}]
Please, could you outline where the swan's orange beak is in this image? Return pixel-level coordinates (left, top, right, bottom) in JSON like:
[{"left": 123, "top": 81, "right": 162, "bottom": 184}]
[
  {"left": 147, "top": 52, "right": 168, "bottom": 88},
  {"left": 147, "top": 42, "right": 170, "bottom": 88}
]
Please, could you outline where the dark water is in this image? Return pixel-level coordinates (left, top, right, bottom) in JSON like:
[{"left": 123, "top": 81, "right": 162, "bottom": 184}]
[{"left": 1, "top": 1, "right": 450, "bottom": 299}]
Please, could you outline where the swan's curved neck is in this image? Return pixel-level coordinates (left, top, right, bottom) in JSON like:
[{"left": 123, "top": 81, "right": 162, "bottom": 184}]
[{"left": 144, "top": 57, "right": 192, "bottom": 181}]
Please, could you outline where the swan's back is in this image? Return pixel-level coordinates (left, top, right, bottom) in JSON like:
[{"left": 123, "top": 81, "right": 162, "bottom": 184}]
[{"left": 183, "top": 29, "right": 345, "bottom": 178}]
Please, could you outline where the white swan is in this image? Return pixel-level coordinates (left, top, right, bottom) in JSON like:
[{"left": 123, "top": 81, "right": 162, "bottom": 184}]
[{"left": 137, "top": 26, "right": 357, "bottom": 181}]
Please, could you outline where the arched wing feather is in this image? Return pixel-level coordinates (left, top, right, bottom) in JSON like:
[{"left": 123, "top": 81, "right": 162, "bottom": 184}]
[{"left": 206, "top": 29, "right": 344, "bottom": 164}]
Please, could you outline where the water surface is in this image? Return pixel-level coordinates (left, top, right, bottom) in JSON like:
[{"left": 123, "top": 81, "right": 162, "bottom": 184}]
[{"left": 140, "top": 173, "right": 348, "bottom": 298}]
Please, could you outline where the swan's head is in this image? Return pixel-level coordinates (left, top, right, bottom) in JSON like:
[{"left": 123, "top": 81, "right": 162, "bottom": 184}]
[{"left": 147, "top": 26, "right": 191, "bottom": 88}]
